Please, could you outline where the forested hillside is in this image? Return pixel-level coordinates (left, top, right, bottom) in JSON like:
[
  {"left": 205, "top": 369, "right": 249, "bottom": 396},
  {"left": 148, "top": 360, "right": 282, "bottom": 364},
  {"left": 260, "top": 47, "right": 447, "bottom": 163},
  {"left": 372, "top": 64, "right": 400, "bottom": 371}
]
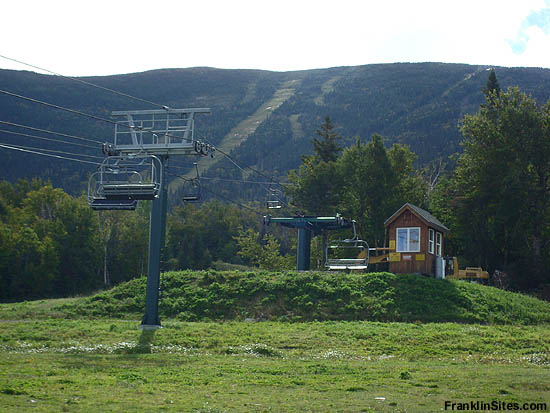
[
  {"left": 2, "top": 63, "right": 550, "bottom": 203},
  {"left": 2, "top": 64, "right": 550, "bottom": 301}
]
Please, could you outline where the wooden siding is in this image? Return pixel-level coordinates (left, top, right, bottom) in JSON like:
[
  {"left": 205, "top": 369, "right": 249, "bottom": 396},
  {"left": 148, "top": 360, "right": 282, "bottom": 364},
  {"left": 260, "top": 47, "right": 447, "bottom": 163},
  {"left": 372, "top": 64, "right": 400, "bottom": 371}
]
[{"left": 386, "top": 208, "right": 443, "bottom": 276}]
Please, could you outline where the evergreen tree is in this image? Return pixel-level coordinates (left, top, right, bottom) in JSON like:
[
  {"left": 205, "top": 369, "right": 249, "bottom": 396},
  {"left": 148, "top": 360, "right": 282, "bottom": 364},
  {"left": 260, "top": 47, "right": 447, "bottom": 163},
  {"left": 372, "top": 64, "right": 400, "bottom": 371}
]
[
  {"left": 312, "top": 115, "right": 343, "bottom": 163},
  {"left": 287, "top": 117, "right": 428, "bottom": 251},
  {"left": 483, "top": 69, "right": 501, "bottom": 96},
  {"left": 483, "top": 69, "right": 501, "bottom": 107}
]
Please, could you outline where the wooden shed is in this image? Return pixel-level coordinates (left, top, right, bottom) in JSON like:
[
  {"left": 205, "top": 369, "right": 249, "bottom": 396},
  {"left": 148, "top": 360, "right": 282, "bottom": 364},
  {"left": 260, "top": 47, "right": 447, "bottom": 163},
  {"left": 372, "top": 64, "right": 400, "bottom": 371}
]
[{"left": 384, "top": 203, "right": 449, "bottom": 276}]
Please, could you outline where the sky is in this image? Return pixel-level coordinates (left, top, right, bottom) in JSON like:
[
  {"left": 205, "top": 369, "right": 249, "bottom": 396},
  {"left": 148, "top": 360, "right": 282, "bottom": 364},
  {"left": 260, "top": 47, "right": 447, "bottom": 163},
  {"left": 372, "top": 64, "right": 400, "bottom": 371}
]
[{"left": 1, "top": 0, "right": 550, "bottom": 77}]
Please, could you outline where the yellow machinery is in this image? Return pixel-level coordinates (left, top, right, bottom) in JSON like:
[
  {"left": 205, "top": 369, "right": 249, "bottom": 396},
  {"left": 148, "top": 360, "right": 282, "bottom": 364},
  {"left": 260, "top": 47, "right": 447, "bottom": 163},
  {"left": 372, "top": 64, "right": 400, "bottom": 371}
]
[
  {"left": 444, "top": 257, "right": 489, "bottom": 282},
  {"left": 358, "top": 250, "right": 489, "bottom": 282}
]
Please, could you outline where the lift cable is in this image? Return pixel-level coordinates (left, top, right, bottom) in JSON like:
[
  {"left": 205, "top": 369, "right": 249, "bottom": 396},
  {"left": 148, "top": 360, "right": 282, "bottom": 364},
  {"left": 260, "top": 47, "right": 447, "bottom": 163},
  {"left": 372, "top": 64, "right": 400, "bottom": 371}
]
[
  {"left": 1, "top": 57, "right": 288, "bottom": 198},
  {"left": 199, "top": 176, "right": 288, "bottom": 185},
  {"left": 183, "top": 132, "right": 292, "bottom": 209},
  {"left": 0, "top": 142, "right": 105, "bottom": 160},
  {"left": 0, "top": 143, "right": 103, "bottom": 166},
  {"left": 167, "top": 163, "right": 292, "bottom": 186},
  {"left": 0, "top": 120, "right": 106, "bottom": 145},
  {"left": 0, "top": 55, "right": 208, "bottom": 148},
  {"left": 193, "top": 133, "right": 289, "bottom": 206},
  {"left": 168, "top": 172, "right": 264, "bottom": 217},
  {"left": 0, "top": 89, "right": 203, "bottom": 147},
  {"left": 0, "top": 89, "right": 119, "bottom": 132},
  {"left": 193, "top": 132, "right": 290, "bottom": 212},
  {"left": 194, "top": 130, "right": 276, "bottom": 183},
  {"left": 0, "top": 128, "right": 100, "bottom": 150},
  {"left": 0, "top": 53, "right": 168, "bottom": 109}
]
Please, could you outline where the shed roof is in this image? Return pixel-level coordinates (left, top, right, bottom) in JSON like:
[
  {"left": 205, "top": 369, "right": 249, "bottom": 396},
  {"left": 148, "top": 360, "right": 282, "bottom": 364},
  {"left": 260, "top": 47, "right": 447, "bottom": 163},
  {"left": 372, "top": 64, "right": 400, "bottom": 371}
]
[{"left": 384, "top": 203, "right": 450, "bottom": 233}]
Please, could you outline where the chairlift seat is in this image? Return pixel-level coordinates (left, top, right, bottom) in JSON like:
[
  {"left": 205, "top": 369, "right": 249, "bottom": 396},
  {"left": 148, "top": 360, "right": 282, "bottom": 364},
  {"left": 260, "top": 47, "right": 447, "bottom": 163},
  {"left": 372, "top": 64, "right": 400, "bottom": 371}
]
[
  {"left": 325, "top": 237, "right": 369, "bottom": 271},
  {"left": 182, "top": 163, "right": 201, "bottom": 203},
  {"left": 102, "top": 183, "right": 158, "bottom": 200},
  {"left": 90, "top": 198, "right": 138, "bottom": 211},
  {"left": 326, "top": 258, "right": 368, "bottom": 270},
  {"left": 183, "top": 195, "right": 200, "bottom": 202},
  {"left": 327, "top": 264, "right": 369, "bottom": 270},
  {"left": 266, "top": 186, "right": 283, "bottom": 209},
  {"left": 267, "top": 200, "right": 282, "bottom": 209}
]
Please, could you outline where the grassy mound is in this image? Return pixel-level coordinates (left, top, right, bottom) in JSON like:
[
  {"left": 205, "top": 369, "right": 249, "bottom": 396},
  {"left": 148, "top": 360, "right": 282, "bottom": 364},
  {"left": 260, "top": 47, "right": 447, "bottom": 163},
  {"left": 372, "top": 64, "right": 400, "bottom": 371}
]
[{"left": 54, "top": 270, "right": 550, "bottom": 324}]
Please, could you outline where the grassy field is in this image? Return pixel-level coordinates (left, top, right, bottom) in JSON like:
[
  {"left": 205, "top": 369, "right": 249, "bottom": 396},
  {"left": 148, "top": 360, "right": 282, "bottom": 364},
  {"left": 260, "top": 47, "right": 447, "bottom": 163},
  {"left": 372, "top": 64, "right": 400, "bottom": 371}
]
[{"left": 1, "top": 271, "right": 549, "bottom": 412}]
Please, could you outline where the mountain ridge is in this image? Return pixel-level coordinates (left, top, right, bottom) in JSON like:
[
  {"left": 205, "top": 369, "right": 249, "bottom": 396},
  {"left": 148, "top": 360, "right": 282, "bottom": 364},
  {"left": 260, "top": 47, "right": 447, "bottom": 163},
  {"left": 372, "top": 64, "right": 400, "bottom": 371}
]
[{"left": 1, "top": 62, "right": 550, "bottom": 202}]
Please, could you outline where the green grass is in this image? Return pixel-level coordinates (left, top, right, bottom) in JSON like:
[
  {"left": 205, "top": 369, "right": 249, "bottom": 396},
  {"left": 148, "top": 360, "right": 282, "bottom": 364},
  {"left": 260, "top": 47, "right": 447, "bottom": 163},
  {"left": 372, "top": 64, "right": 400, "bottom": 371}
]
[
  {"left": 14, "top": 270, "right": 548, "bottom": 324},
  {"left": 0, "top": 320, "right": 549, "bottom": 412},
  {"left": 1, "top": 271, "right": 549, "bottom": 411}
]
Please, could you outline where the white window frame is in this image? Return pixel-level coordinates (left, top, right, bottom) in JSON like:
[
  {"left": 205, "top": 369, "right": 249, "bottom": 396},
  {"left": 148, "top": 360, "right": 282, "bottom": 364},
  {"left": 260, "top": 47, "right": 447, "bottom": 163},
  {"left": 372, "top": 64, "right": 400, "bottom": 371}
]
[
  {"left": 396, "top": 227, "right": 421, "bottom": 253},
  {"left": 435, "top": 231, "right": 442, "bottom": 256},
  {"left": 428, "top": 229, "right": 434, "bottom": 254}
]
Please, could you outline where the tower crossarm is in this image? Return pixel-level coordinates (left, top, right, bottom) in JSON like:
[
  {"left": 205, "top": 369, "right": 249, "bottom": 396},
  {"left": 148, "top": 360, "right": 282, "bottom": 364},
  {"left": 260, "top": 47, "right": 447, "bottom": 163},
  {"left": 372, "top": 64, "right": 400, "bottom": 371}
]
[{"left": 110, "top": 108, "right": 211, "bottom": 156}]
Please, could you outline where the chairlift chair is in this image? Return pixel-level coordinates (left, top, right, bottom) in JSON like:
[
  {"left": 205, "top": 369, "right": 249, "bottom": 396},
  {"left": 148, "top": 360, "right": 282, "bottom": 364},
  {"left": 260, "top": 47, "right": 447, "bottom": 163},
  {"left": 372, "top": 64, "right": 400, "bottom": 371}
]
[
  {"left": 97, "top": 155, "right": 162, "bottom": 201},
  {"left": 266, "top": 188, "right": 283, "bottom": 209},
  {"left": 88, "top": 155, "right": 161, "bottom": 209},
  {"left": 182, "top": 163, "right": 201, "bottom": 202},
  {"left": 88, "top": 170, "right": 140, "bottom": 210},
  {"left": 325, "top": 220, "right": 369, "bottom": 270}
]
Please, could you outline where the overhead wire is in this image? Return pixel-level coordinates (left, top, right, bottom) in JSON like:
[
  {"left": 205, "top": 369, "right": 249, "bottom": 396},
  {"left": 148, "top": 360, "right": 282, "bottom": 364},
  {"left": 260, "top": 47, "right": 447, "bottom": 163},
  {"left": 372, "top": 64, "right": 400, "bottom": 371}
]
[
  {"left": 1, "top": 55, "right": 291, "bottom": 208},
  {"left": 0, "top": 120, "right": 106, "bottom": 145},
  {"left": 0, "top": 89, "right": 119, "bottom": 132},
  {"left": 0, "top": 88, "right": 205, "bottom": 147},
  {"left": 0, "top": 142, "right": 104, "bottom": 159},
  {"left": 1, "top": 55, "right": 270, "bottom": 180},
  {"left": 0, "top": 128, "right": 100, "bottom": 150},
  {"left": 200, "top": 176, "right": 286, "bottom": 185},
  {"left": 0, "top": 53, "right": 168, "bottom": 109},
  {"left": 0, "top": 143, "right": 103, "bottom": 166},
  {"left": 168, "top": 172, "right": 264, "bottom": 217},
  {"left": 192, "top": 143, "right": 291, "bottom": 208},
  {"left": 193, "top": 130, "right": 288, "bottom": 195}
]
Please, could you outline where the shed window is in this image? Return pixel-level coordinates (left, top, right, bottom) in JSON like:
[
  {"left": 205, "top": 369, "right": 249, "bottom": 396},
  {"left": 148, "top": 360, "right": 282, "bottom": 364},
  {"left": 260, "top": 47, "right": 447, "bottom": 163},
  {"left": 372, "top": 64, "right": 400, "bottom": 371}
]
[
  {"left": 396, "top": 227, "right": 420, "bottom": 252},
  {"left": 428, "top": 229, "right": 434, "bottom": 254},
  {"left": 435, "top": 232, "right": 442, "bottom": 256}
]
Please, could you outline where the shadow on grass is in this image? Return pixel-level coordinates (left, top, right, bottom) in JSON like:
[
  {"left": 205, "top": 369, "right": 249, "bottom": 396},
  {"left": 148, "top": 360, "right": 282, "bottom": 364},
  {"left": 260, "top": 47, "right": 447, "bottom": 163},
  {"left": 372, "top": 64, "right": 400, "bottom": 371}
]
[{"left": 128, "top": 329, "right": 156, "bottom": 354}]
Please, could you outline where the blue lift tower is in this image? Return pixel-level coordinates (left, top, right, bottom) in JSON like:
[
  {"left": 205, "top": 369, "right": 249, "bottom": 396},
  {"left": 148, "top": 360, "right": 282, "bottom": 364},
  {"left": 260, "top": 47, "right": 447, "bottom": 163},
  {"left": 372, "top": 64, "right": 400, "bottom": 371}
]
[
  {"left": 88, "top": 108, "right": 211, "bottom": 330},
  {"left": 263, "top": 215, "right": 353, "bottom": 271}
]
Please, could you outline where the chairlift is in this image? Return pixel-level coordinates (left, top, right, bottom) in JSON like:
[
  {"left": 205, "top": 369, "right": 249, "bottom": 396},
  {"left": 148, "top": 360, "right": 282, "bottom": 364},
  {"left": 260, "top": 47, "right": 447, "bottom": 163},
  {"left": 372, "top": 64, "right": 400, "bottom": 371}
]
[
  {"left": 325, "top": 220, "right": 369, "bottom": 270},
  {"left": 266, "top": 182, "right": 283, "bottom": 209},
  {"left": 99, "top": 155, "right": 161, "bottom": 201},
  {"left": 88, "top": 170, "right": 139, "bottom": 210},
  {"left": 88, "top": 155, "right": 162, "bottom": 208},
  {"left": 182, "top": 163, "right": 201, "bottom": 202}
]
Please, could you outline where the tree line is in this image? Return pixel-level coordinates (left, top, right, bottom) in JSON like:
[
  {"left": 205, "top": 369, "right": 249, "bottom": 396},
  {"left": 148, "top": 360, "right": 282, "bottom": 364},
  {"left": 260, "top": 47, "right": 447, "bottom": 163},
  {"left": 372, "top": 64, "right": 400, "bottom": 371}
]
[
  {"left": 430, "top": 71, "right": 550, "bottom": 291},
  {"left": 0, "top": 180, "right": 291, "bottom": 301},
  {"left": 287, "top": 70, "right": 550, "bottom": 292}
]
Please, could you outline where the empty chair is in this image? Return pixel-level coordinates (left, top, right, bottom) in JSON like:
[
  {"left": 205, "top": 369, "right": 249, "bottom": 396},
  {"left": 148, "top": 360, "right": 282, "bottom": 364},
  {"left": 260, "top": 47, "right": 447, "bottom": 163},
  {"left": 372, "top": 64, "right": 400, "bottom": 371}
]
[
  {"left": 88, "top": 155, "right": 162, "bottom": 206},
  {"left": 266, "top": 187, "right": 283, "bottom": 209},
  {"left": 325, "top": 221, "right": 369, "bottom": 270},
  {"left": 90, "top": 198, "right": 138, "bottom": 211},
  {"left": 182, "top": 163, "right": 201, "bottom": 202}
]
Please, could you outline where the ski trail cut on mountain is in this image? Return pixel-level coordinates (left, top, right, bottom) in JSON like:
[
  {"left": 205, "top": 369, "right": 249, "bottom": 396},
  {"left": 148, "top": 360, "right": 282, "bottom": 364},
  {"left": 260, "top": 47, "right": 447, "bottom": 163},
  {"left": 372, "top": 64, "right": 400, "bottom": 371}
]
[{"left": 169, "top": 79, "right": 301, "bottom": 192}]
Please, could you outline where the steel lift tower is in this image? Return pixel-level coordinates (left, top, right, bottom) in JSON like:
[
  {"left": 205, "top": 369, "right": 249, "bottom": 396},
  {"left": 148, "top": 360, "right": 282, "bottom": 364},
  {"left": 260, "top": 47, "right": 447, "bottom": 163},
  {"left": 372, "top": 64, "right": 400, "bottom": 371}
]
[
  {"left": 263, "top": 215, "right": 353, "bottom": 270},
  {"left": 89, "top": 108, "right": 211, "bottom": 329}
]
